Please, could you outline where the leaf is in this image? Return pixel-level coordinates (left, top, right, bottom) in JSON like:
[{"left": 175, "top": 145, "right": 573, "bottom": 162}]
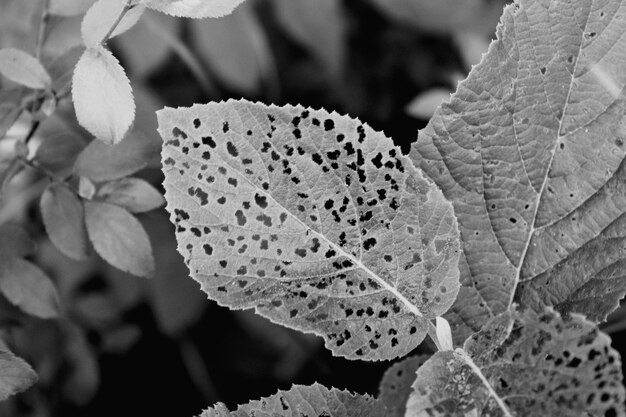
[
  {"left": 46, "top": 45, "right": 85, "bottom": 93},
  {"left": 410, "top": 0, "right": 626, "bottom": 342},
  {"left": 199, "top": 383, "right": 388, "bottom": 417},
  {"left": 0, "top": 48, "right": 52, "bottom": 89},
  {"left": 190, "top": 1, "right": 271, "bottom": 93},
  {"left": 73, "top": 131, "right": 160, "bottom": 182},
  {"left": 158, "top": 99, "right": 461, "bottom": 360},
  {"left": 272, "top": 0, "right": 347, "bottom": 80},
  {"left": 81, "top": 0, "right": 146, "bottom": 48},
  {"left": 50, "top": 0, "right": 96, "bottom": 16},
  {"left": 406, "top": 308, "right": 626, "bottom": 417},
  {"left": 0, "top": 87, "right": 28, "bottom": 139},
  {"left": 143, "top": 0, "right": 247, "bottom": 18},
  {"left": 405, "top": 88, "right": 453, "bottom": 120},
  {"left": 35, "top": 133, "right": 85, "bottom": 175},
  {"left": 41, "top": 183, "right": 90, "bottom": 260},
  {"left": 0, "top": 223, "right": 35, "bottom": 258},
  {"left": 0, "top": 255, "right": 61, "bottom": 319},
  {"left": 378, "top": 355, "right": 429, "bottom": 417},
  {"left": 0, "top": 343, "right": 38, "bottom": 401},
  {"left": 72, "top": 46, "right": 135, "bottom": 144},
  {"left": 96, "top": 177, "right": 164, "bottom": 213},
  {"left": 370, "top": 0, "right": 506, "bottom": 36},
  {"left": 84, "top": 201, "right": 155, "bottom": 278}
]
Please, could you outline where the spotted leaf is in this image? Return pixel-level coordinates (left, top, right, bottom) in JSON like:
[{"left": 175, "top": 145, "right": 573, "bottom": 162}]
[
  {"left": 199, "top": 383, "right": 387, "bottom": 417},
  {"left": 411, "top": 0, "right": 626, "bottom": 343},
  {"left": 158, "top": 99, "right": 460, "bottom": 360},
  {"left": 406, "top": 308, "right": 626, "bottom": 417}
]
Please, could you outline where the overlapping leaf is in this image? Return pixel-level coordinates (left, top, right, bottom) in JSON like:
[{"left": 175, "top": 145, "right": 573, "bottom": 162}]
[
  {"left": 158, "top": 100, "right": 460, "bottom": 360},
  {"left": 199, "top": 383, "right": 387, "bottom": 417},
  {"left": 411, "top": 0, "right": 626, "bottom": 342},
  {"left": 378, "top": 354, "right": 429, "bottom": 417},
  {"left": 406, "top": 308, "right": 625, "bottom": 417}
]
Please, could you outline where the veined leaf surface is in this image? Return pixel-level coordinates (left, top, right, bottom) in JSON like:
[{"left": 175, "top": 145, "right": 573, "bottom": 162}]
[
  {"left": 199, "top": 383, "right": 387, "bottom": 417},
  {"left": 406, "top": 308, "right": 626, "bottom": 417},
  {"left": 158, "top": 100, "right": 460, "bottom": 360},
  {"left": 411, "top": 0, "right": 626, "bottom": 341}
]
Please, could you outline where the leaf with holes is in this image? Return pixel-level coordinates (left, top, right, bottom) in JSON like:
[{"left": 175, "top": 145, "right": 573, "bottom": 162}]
[
  {"left": 199, "top": 383, "right": 387, "bottom": 417},
  {"left": 406, "top": 308, "right": 626, "bottom": 417},
  {"left": 411, "top": 0, "right": 626, "bottom": 343},
  {"left": 158, "top": 99, "right": 460, "bottom": 361}
]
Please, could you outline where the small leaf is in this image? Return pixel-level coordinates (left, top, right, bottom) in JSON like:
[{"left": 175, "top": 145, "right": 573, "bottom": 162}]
[
  {"left": 84, "top": 201, "right": 154, "bottom": 277},
  {"left": 35, "top": 133, "right": 85, "bottom": 175},
  {"left": 97, "top": 177, "right": 164, "bottom": 213},
  {"left": 78, "top": 176, "right": 96, "bottom": 199},
  {"left": 0, "top": 255, "right": 62, "bottom": 318},
  {"left": 41, "top": 183, "right": 90, "bottom": 260},
  {"left": 0, "top": 223, "right": 35, "bottom": 258},
  {"left": 435, "top": 316, "right": 452, "bottom": 351},
  {"left": 50, "top": 0, "right": 96, "bottom": 16},
  {"left": 143, "top": 0, "right": 246, "bottom": 18},
  {"left": 0, "top": 48, "right": 52, "bottom": 89},
  {"left": 378, "top": 355, "right": 429, "bottom": 417},
  {"left": 73, "top": 131, "right": 160, "bottom": 181},
  {"left": 158, "top": 100, "right": 461, "bottom": 361},
  {"left": 81, "top": 0, "right": 146, "bottom": 48},
  {"left": 406, "top": 308, "right": 626, "bottom": 417},
  {"left": 0, "top": 87, "right": 28, "bottom": 139},
  {"left": 0, "top": 344, "right": 38, "bottom": 401},
  {"left": 72, "top": 46, "right": 135, "bottom": 144},
  {"left": 199, "top": 383, "right": 388, "bottom": 417},
  {"left": 405, "top": 88, "right": 452, "bottom": 120}
]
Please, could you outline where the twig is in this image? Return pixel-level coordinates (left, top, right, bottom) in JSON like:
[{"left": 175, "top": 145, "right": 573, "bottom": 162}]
[
  {"left": 100, "top": 0, "right": 135, "bottom": 45},
  {"left": 36, "top": 0, "right": 51, "bottom": 60}
]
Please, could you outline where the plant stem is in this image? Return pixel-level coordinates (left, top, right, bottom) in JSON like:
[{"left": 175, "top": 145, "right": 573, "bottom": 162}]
[
  {"left": 36, "top": 0, "right": 51, "bottom": 60},
  {"left": 100, "top": 0, "right": 135, "bottom": 45}
]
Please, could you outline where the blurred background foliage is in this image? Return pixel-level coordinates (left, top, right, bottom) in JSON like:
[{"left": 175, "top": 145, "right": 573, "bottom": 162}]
[{"left": 7, "top": 0, "right": 624, "bottom": 416}]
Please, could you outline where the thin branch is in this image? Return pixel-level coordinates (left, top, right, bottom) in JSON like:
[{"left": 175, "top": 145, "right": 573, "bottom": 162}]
[
  {"left": 100, "top": 0, "right": 135, "bottom": 45},
  {"left": 36, "top": 0, "right": 51, "bottom": 60}
]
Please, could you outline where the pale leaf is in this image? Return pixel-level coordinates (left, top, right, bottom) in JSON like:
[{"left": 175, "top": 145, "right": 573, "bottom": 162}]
[
  {"left": 199, "top": 383, "right": 387, "bottom": 417},
  {"left": 0, "top": 255, "right": 61, "bottom": 319},
  {"left": 0, "top": 48, "right": 51, "bottom": 89},
  {"left": 411, "top": 0, "right": 626, "bottom": 342},
  {"left": 84, "top": 201, "right": 154, "bottom": 277},
  {"left": 41, "top": 183, "right": 90, "bottom": 260},
  {"left": 81, "top": 0, "right": 146, "bottom": 48},
  {"left": 96, "top": 177, "right": 165, "bottom": 213},
  {"left": 158, "top": 99, "right": 461, "bottom": 360},
  {"left": 378, "top": 355, "right": 429, "bottom": 417},
  {"left": 0, "top": 345, "right": 37, "bottom": 401},
  {"left": 406, "top": 308, "right": 626, "bottom": 417},
  {"left": 72, "top": 46, "right": 135, "bottom": 144},
  {"left": 143, "top": 0, "right": 246, "bottom": 18},
  {"left": 73, "top": 131, "right": 160, "bottom": 182},
  {"left": 50, "top": 0, "right": 96, "bottom": 16}
]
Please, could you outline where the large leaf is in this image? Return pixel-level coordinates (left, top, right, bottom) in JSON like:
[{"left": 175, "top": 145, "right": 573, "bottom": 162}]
[
  {"left": 410, "top": 0, "right": 626, "bottom": 342},
  {"left": 406, "top": 308, "right": 626, "bottom": 417},
  {"left": 199, "top": 383, "right": 387, "bottom": 417},
  {"left": 158, "top": 100, "right": 461, "bottom": 360}
]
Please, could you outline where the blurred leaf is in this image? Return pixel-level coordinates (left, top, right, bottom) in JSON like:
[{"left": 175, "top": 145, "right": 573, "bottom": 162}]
[
  {"left": 200, "top": 383, "right": 388, "bottom": 417},
  {"left": 97, "top": 177, "right": 164, "bottom": 213},
  {"left": 72, "top": 46, "right": 135, "bottom": 144},
  {"left": 370, "top": 0, "right": 506, "bottom": 36},
  {"left": 81, "top": 0, "right": 146, "bottom": 48},
  {"left": 144, "top": 0, "right": 246, "bottom": 18},
  {"left": 50, "top": 0, "right": 97, "bottom": 16},
  {"left": 272, "top": 0, "right": 347, "bottom": 80},
  {"left": 46, "top": 45, "right": 85, "bottom": 93},
  {"left": 78, "top": 176, "right": 96, "bottom": 199},
  {"left": 191, "top": 1, "right": 271, "bottom": 93},
  {"left": 84, "top": 201, "right": 154, "bottom": 278},
  {"left": 145, "top": 214, "right": 206, "bottom": 337},
  {"left": 0, "top": 1, "right": 39, "bottom": 51},
  {"left": 41, "top": 183, "right": 90, "bottom": 260},
  {"left": 116, "top": 10, "right": 179, "bottom": 78},
  {"left": 405, "top": 88, "right": 452, "bottom": 120},
  {"left": 74, "top": 131, "right": 160, "bottom": 182},
  {"left": 101, "top": 324, "right": 140, "bottom": 353},
  {"left": 61, "top": 323, "right": 99, "bottom": 406},
  {"left": 0, "top": 87, "right": 28, "bottom": 139},
  {"left": 0, "top": 48, "right": 52, "bottom": 89},
  {"left": 35, "top": 132, "right": 85, "bottom": 175},
  {"left": 0, "top": 255, "right": 62, "bottom": 319},
  {"left": 378, "top": 355, "right": 429, "bottom": 417},
  {"left": 0, "top": 223, "right": 35, "bottom": 258},
  {"left": 0, "top": 341, "right": 37, "bottom": 402},
  {"left": 452, "top": 30, "right": 490, "bottom": 70}
]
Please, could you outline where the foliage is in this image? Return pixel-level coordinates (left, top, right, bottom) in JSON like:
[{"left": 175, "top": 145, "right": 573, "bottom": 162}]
[{"left": 0, "top": 0, "right": 625, "bottom": 416}]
